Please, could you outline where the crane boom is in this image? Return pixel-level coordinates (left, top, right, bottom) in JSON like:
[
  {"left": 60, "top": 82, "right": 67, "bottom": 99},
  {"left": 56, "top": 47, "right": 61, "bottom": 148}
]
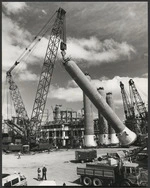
[
  {"left": 6, "top": 74, "right": 29, "bottom": 121},
  {"left": 6, "top": 72, "right": 29, "bottom": 141},
  {"left": 6, "top": 60, "right": 30, "bottom": 134},
  {"left": 120, "top": 81, "right": 135, "bottom": 120},
  {"left": 129, "top": 79, "right": 148, "bottom": 120},
  {"left": 30, "top": 8, "right": 66, "bottom": 138}
]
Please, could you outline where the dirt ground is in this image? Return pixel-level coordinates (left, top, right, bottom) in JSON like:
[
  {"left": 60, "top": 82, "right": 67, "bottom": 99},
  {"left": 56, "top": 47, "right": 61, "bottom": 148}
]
[{"left": 2, "top": 147, "right": 142, "bottom": 186}]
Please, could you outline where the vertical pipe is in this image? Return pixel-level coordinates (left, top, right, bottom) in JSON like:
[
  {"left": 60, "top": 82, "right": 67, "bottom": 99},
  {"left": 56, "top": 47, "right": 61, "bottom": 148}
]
[
  {"left": 62, "top": 60, "right": 137, "bottom": 146},
  {"left": 62, "top": 131, "right": 66, "bottom": 146},
  {"left": 83, "top": 73, "right": 97, "bottom": 147},
  {"left": 106, "top": 92, "right": 119, "bottom": 145},
  {"left": 97, "top": 87, "right": 109, "bottom": 146},
  {"left": 53, "top": 105, "right": 61, "bottom": 122}
]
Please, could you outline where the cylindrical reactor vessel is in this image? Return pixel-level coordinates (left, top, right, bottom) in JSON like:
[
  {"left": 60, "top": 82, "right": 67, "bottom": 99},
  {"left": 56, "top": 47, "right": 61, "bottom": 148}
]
[
  {"left": 83, "top": 73, "right": 97, "bottom": 147},
  {"left": 62, "top": 59, "right": 137, "bottom": 146},
  {"left": 53, "top": 105, "right": 61, "bottom": 122},
  {"left": 106, "top": 92, "right": 119, "bottom": 145},
  {"left": 97, "top": 87, "right": 109, "bottom": 146}
]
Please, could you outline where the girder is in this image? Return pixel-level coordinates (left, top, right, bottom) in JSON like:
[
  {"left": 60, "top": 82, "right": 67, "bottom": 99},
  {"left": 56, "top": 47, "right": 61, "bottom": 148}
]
[
  {"left": 120, "top": 81, "right": 135, "bottom": 120},
  {"left": 7, "top": 74, "right": 29, "bottom": 130}
]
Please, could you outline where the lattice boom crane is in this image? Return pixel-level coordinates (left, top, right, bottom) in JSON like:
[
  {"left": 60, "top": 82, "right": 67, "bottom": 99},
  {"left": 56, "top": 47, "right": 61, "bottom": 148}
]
[
  {"left": 30, "top": 8, "right": 66, "bottom": 140},
  {"left": 120, "top": 81, "right": 135, "bottom": 120},
  {"left": 6, "top": 62, "right": 29, "bottom": 128},
  {"left": 129, "top": 79, "right": 148, "bottom": 121}
]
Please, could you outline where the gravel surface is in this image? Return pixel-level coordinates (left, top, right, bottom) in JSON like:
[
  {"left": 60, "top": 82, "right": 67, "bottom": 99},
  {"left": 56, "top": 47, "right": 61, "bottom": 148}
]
[{"left": 2, "top": 147, "right": 140, "bottom": 186}]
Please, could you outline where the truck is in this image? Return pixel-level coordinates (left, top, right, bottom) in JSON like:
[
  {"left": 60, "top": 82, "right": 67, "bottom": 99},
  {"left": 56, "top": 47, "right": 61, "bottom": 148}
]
[
  {"left": 77, "top": 161, "right": 148, "bottom": 186},
  {"left": 75, "top": 150, "right": 97, "bottom": 163},
  {"left": 8, "top": 144, "right": 23, "bottom": 152}
]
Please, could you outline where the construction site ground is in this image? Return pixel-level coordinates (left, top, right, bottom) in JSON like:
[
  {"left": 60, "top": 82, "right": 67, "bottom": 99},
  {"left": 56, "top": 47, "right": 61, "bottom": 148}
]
[{"left": 2, "top": 147, "right": 147, "bottom": 186}]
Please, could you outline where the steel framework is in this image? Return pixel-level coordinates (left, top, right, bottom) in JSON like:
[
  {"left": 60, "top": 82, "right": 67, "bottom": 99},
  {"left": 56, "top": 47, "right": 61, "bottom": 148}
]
[
  {"left": 120, "top": 81, "right": 135, "bottom": 120},
  {"left": 30, "top": 8, "right": 66, "bottom": 139},
  {"left": 129, "top": 79, "right": 148, "bottom": 120}
]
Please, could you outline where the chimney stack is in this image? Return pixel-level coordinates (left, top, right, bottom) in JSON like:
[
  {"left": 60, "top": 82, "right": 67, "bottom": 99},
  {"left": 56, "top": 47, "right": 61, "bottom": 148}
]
[
  {"left": 83, "top": 73, "right": 97, "bottom": 147},
  {"left": 97, "top": 87, "right": 109, "bottom": 146},
  {"left": 106, "top": 92, "right": 119, "bottom": 145}
]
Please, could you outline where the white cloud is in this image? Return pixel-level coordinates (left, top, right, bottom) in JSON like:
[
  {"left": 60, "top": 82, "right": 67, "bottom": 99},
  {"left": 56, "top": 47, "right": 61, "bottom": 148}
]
[
  {"left": 65, "top": 37, "right": 136, "bottom": 66},
  {"left": 2, "top": 13, "right": 31, "bottom": 70},
  {"left": 49, "top": 76, "right": 148, "bottom": 110},
  {"left": 18, "top": 71, "right": 38, "bottom": 81},
  {"left": 67, "top": 80, "right": 78, "bottom": 88},
  {"left": 142, "top": 73, "right": 148, "bottom": 78},
  {"left": 42, "top": 9, "right": 47, "bottom": 15},
  {"left": 3, "top": 2, "right": 28, "bottom": 15},
  {"left": 2, "top": 102, "right": 16, "bottom": 119},
  {"left": 31, "top": 37, "right": 48, "bottom": 60},
  {"left": 2, "top": 11, "right": 136, "bottom": 84},
  {"left": 2, "top": 13, "right": 49, "bottom": 83},
  {"left": 49, "top": 86, "right": 83, "bottom": 102}
]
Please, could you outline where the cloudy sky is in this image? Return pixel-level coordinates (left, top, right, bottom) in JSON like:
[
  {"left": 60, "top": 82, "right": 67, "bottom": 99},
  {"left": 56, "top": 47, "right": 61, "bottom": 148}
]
[{"left": 2, "top": 2, "right": 148, "bottom": 121}]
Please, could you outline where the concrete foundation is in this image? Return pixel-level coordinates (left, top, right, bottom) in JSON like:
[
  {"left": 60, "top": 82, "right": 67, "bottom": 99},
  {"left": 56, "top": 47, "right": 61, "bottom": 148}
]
[{"left": 84, "top": 135, "right": 97, "bottom": 147}]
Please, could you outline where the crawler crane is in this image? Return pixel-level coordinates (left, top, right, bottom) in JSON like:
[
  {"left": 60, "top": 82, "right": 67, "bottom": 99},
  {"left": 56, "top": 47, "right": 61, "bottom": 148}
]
[
  {"left": 5, "top": 8, "right": 66, "bottom": 147},
  {"left": 30, "top": 7, "right": 66, "bottom": 144},
  {"left": 129, "top": 79, "right": 148, "bottom": 122},
  {"left": 6, "top": 61, "right": 30, "bottom": 142},
  {"left": 120, "top": 81, "right": 142, "bottom": 137}
]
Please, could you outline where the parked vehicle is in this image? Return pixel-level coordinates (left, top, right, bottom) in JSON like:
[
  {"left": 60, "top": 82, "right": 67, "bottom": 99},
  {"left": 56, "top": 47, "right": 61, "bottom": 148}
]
[
  {"left": 75, "top": 150, "right": 97, "bottom": 163},
  {"left": 2, "top": 173, "right": 27, "bottom": 186},
  {"left": 77, "top": 161, "right": 148, "bottom": 186},
  {"left": 8, "top": 144, "right": 23, "bottom": 152}
]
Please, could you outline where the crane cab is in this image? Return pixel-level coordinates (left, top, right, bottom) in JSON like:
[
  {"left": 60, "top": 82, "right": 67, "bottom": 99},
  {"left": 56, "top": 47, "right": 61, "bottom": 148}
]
[{"left": 60, "top": 41, "right": 66, "bottom": 51}]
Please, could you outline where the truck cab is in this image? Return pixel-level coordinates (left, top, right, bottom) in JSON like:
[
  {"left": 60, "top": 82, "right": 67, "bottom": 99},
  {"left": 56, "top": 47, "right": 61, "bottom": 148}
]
[{"left": 120, "top": 162, "right": 147, "bottom": 186}]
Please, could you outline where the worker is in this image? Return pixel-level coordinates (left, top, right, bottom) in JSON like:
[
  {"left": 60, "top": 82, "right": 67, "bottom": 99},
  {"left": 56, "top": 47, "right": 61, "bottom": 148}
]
[
  {"left": 63, "top": 183, "right": 66, "bottom": 186},
  {"left": 17, "top": 151, "right": 21, "bottom": 159},
  {"left": 37, "top": 167, "right": 41, "bottom": 181},
  {"left": 42, "top": 166, "right": 47, "bottom": 180}
]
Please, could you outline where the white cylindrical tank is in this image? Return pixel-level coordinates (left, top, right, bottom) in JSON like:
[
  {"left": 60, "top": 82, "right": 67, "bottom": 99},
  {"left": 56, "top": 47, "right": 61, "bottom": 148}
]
[
  {"left": 106, "top": 92, "right": 119, "bottom": 145},
  {"left": 83, "top": 73, "right": 97, "bottom": 147},
  {"left": 97, "top": 87, "right": 109, "bottom": 146}
]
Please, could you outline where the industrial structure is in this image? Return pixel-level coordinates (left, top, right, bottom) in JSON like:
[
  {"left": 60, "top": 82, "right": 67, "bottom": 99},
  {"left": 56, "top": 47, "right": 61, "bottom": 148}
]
[
  {"left": 4, "top": 8, "right": 67, "bottom": 148},
  {"left": 120, "top": 80, "right": 148, "bottom": 145},
  {"left": 2, "top": 6, "right": 148, "bottom": 187},
  {"left": 83, "top": 73, "right": 97, "bottom": 147},
  {"left": 106, "top": 92, "right": 119, "bottom": 146},
  {"left": 2, "top": 7, "right": 147, "bottom": 151},
  {"left": 61, "top": 53, "right": 137, "bottom": 146},
  {"left": 97, "top": 87, "right": 109, "bottom": 146}
]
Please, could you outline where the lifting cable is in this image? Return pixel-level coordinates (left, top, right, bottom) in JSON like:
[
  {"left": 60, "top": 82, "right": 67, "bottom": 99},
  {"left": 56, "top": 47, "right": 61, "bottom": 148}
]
[
  {"left": 2, "top": 78, "right": 7, "bottom": 105},
  {"left": 7, "top": 83, "right": 9, "bottom": 120},
  {"left": 12, "top": 10, "right": 57, "bottom": 76}
]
